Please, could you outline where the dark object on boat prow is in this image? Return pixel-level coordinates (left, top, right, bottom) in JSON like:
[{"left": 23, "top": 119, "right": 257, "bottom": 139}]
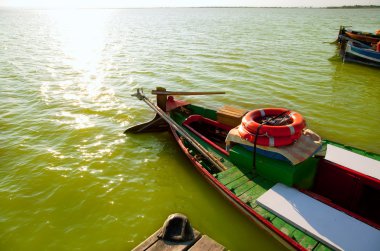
[
  {"left": 132, "top": 213, "right": 226, "bottom": 251},
  {"left": 158, "top": 213, "right": 194, "bottom": 242}
]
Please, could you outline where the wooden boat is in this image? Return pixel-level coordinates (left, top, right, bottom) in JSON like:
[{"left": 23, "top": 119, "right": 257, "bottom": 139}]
[
  {"left": 127, "top": 88, "right": 380, "bottom": 251},
  {"left": 133, "top": 213, "right": 226, "bottom": 251},
  {"left": 339, "top": 36, "right": 380, "bottom": 68},
  {"left": 338, "top": 26, "right": 380, "bottom": 45}
]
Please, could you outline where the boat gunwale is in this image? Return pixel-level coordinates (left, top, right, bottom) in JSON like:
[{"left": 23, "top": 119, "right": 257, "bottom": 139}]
[
  {"left": 345, "top": 31, "right": 380, "bottom": 43},
  {"left": 182, "top": 114, "right": 232, "bottom": 156}
]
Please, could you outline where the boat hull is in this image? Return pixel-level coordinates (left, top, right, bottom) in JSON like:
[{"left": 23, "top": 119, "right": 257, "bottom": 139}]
[
  {"left": 127, "top": 88, "right": 380, "bottom": 250},
  {"left": 342, "top": 41, "right": 380, "bottom": 68},
  {"left": 167, "top": 105, "right": 380, "bottom": 250},
  {"left": 170, "top": 126, "right": 304, "bottom": 250}
]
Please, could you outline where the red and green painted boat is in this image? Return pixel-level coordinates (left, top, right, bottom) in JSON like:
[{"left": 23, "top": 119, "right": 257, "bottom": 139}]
[
  {"left": 127, "top": 88, "right": 380, "bottom": 251},
  {"left": 337, "top": 26, "right": 380, "bottom": 45}
]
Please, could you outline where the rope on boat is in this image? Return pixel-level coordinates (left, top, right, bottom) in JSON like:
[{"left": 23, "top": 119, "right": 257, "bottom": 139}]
[
  {"left": 133, "top": 88, "right": 227, "bottom": 172},
  {"left": 252, "top": 109, "right": 290, "bottom": 169}
]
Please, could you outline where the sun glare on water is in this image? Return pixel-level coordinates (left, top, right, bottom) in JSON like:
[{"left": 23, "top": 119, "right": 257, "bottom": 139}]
[
  {"left": 45, "top": 9, "right": 112, "bottom": 103},
  {"left": 41, "top": 9, "right": 119, "bottom": 132},
  {"left": 48, "top": 10, "right": 109, "bottom": 76}
]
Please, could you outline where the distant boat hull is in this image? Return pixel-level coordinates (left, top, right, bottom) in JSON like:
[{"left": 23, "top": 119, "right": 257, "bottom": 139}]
[
  {"left": 345, "top": 31, "right": 380, "bottom": 45},
  {"left": 340, "top": 39, "right": 380, "bottom": 68},
  {"left": 337, "top": 26, "right": 380, "bottom": 45}
]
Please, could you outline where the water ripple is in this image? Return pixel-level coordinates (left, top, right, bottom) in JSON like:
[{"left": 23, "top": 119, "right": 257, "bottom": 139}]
[{"left": 1, "top": 8, "right": 379, "bottom": 251}]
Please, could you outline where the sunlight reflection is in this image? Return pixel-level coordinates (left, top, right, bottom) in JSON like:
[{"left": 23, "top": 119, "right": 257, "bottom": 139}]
[
  {"left": 48, "top": 10, "right": 110, "bottom": 74},
  {"left": 46, "top": 9, "right": 112, "bottom": 105},
  {"left": 55, "top": 111, "right": 95, "bottom": 129}
]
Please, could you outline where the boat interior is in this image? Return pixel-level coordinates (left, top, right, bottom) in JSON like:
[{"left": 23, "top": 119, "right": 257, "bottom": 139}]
[{"left": 179, "top": 108, "right": 380, "bottom": 229}]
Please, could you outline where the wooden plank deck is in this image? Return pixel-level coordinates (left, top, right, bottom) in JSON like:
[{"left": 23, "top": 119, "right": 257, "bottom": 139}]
[
  {"left": 132, "top": 228, "right": 201, "bottom": 251},
  {"left": 133, "top": 214, "right": 226, "bottom": 251},
  {"left": 215, "top": 166, "right": 332, "bottom": 251},
  {"left": 189, "top": 235, "right": 226, "bottom": 251}
]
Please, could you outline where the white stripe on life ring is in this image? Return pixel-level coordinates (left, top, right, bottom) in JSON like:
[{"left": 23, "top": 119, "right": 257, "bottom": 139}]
[
  {"left": 288, "top": 125, "right": 295, "bottom": 135},
  {"left": 269, "top": 137, "right": 275, "bottom": 147},
  {"left": 260, "top": 109, "right": 266, "bottom": 117}
]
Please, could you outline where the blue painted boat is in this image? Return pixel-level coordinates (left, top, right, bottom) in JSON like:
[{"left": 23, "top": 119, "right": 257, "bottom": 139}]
[{"left": 339, "top": 36, "right": 380, "bottom": 68}]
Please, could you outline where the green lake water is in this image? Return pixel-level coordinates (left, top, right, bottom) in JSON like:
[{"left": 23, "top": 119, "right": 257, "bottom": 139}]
[{"left": 0, "top": 8, "right": 379, "bottom": 251}]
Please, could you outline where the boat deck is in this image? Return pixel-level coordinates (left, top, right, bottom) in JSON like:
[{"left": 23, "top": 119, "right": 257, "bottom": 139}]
[
  {"left": 257, "top": 183, "right": 380, "bottom": 251},
  {"left": 214, "top": 166, "right": 333, "bottom": 251},
  {"left": 174, "top": 109, "right": 372, "bottom": 250}
]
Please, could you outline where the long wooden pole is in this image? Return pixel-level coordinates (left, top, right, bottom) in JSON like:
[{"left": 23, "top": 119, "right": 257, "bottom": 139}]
[
  {"left": 151, "top": 90, "right": 225, "bottom": 96},
  {"left": 133, "top": 89, "right": 227, "bottom": 172}
]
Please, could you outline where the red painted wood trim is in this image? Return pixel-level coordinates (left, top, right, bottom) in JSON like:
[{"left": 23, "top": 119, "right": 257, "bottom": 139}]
[
  {"left": 182, "top": 115, "right": 231, "bottom": 156},
  {"left": 321, "top": 159, "right": 380, "bottom": 189}
]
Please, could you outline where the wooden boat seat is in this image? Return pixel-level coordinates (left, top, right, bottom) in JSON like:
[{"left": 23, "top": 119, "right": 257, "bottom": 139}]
[
  {"left": 324, "top": 144, "right": 380, "bottom": 181},
  {"left": 256, "top": 183, "right": 380, "bottom": 251},
  {"left": 216, "top": 106, "right": 247, "bottom": 127}
]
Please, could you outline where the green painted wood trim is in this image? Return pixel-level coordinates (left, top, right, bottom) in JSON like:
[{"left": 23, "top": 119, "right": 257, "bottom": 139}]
[
  {"left": 313, "top": 242, "right": 334, "bottom": 251},
  {"left": 225, "top": 175, "right": 251, "bottom": 190},
  {"left": 217, "top": 169, "right": 246, "bottom": 185},
  {"left": 214, "top": 166, "right": 239, "bottom": 179},
  {"left": 271, "top": 217, "right": 297, "bottom": 236},
  {"left": 233, "top": 180, "right": 258, "bottom": 197},
  {"left": 253, "top": 205, "right": 277, "bottom": 221},
  {"left": 290, "top": 229, "right": 318, "bottom": 250}
]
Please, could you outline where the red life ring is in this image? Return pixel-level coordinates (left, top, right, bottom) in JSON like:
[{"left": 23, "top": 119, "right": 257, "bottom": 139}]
[
  {"left": 238, "top": 125, "right": 301, "bottom": 147},
  {"left": 241, "top": 108, "right": 305, "bottom": 137}
]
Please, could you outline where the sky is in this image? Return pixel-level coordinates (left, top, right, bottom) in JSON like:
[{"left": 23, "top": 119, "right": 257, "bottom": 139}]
[{"left": 1, "top": 0, "right": 379, "bottom": 8}]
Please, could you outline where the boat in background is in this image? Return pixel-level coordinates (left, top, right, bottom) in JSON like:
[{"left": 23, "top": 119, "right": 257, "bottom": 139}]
[
  {"left": 336, "top": 26, "right": 380, "bottom": 67},
  {"left": 337, "top": 26, "right": 380, "bottom": 45},
  {"left": 339, "top": 36, "right": 380, "bottom": 68},
  {"left": 127, "top": 88, "right": 380, "bottom": 251}
]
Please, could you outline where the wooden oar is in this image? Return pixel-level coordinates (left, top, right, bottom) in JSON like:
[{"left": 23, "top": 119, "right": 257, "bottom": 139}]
[
  {"left": 132, "top": 88, "right": 227, "bottom": 172},
  {"left": 151, "top": 90, "right": 225, "bottom": 95}
]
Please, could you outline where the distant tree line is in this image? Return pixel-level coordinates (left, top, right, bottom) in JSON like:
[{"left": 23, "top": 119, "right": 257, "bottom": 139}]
[{"left": 326, "top": 5, "right": 380, "bottom": 9}]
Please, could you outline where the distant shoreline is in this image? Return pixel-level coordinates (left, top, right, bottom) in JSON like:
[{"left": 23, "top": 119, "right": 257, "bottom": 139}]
[
  {"left": 1, "top": 5, "right": 379, "bottom": 10},
  {"left": 325, "top": 5, "right": 380, "bottom": 9}
]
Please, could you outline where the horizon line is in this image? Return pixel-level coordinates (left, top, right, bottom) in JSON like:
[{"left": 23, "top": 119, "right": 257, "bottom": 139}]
[{"left": 1, "top": 5, "right": 380, "bottom": 10}]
